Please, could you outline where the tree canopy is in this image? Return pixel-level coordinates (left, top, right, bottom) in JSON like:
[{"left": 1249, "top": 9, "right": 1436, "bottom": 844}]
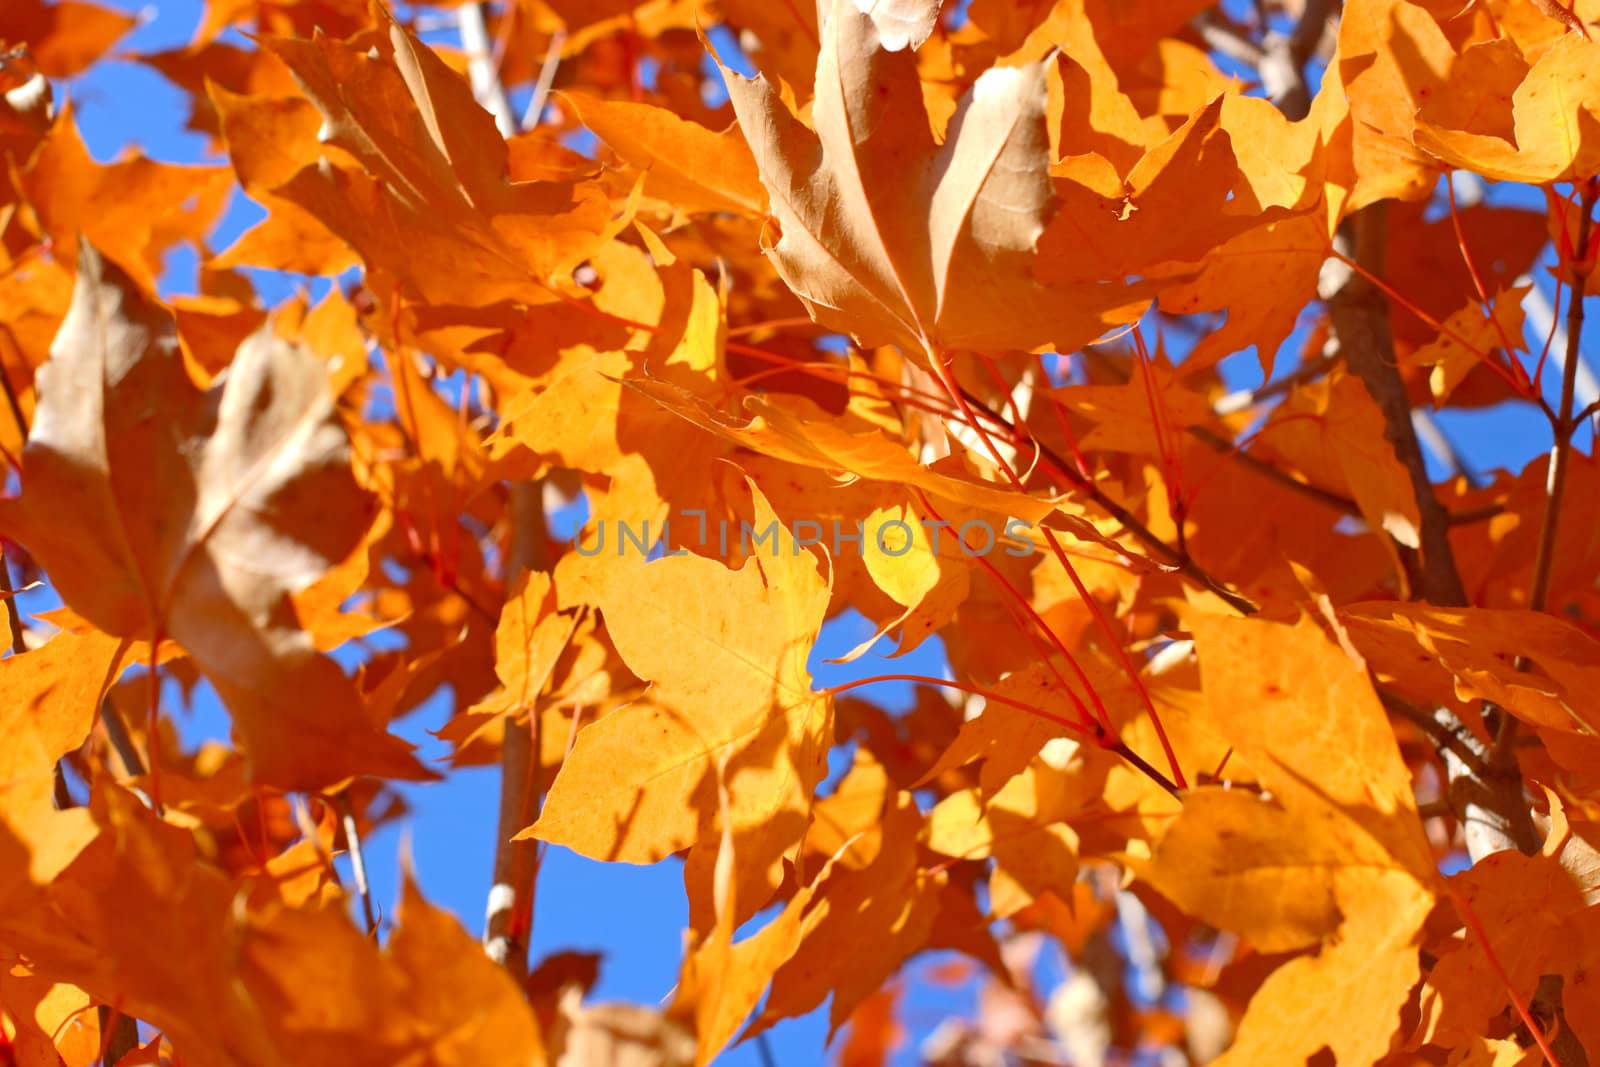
[{"left": 1, "top": 0, "right": 1599, "bottom": 1063}]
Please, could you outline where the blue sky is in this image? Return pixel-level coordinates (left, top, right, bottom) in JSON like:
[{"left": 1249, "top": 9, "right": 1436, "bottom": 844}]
[{"left": 45, "top": 1, "right": 1596, "bottom": 1062}]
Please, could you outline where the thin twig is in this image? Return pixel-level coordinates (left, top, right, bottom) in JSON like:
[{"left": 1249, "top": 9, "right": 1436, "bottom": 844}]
[
  {"left": 1413, "top": 408, "right": 1484, "bottom": 489},
  {"left": 1188, "top": 425, "right": 1362, "bottom": 516},
  {"left": 1447, "top": 882, "right": 1568, "bottom": 1067},
  {"left": 458, "top": 2, "right": 517, "bottom": 137},
  {"left": 824, "top": 673, "right": 1188, "bottom": 797},
  {"left": 521, "top": 29, "right": 566, "bottom": 131},
  {"left": 0, "top": 325, "right": 32, "bottom": 447},
  {"left": 336, "top": 792, "right": 379, "bottom": 936},
  {"left": 144, "top": 634, "right": 165, "bottom": 815},
  {"left": 955, "top": 385, "right": 1261, "bottom": 614},
  {"left": 100, "top": 701, "right": 148, "bottom": 777},
  {"left": 1190, "top": 11, "right": 1265, "bottom": 66},
  {"left": 1211, "top": 351, "right": 1340, "bottom": 415},
  {"left": 1382, "top": 694, "right": 1485, "bottom": 773},
  {"left": 96, "top": 1004, "right": 139, "bottom": 1067},
  {"left": 1416, "top": 799, "right": 1452, "bottom": 820},
  {"left": 1449, "top": 502, "right": 1505, "bottom": 526},
  {"left": 0, "top": 552, "right": 28, "bottom": 654},
  {"left": 53, "top": 761, "right": 73, "bottom": 810},
  {"left": 1525, "top": 180, "right": 1597, "bottom": 619},
  {"left": 928, "top": 353, "right": 1189, "bottom": 786},
  {"left": 1575, "top": 395, "right": 1600, "bottom": 426},
  {"left": 1107, "top": 739, "right": 1182, "bottom": 799}
]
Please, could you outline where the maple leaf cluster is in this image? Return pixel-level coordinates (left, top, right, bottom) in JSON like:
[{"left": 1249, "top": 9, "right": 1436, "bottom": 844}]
[{"left": 1, "top": 0, "right": 1600, "bottom": 1063}]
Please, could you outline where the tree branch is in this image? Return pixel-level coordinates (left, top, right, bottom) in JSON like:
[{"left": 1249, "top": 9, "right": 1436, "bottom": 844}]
[
  {"left": 1382, "top": 694, "right": 1484, "bottom": 773},
  {"left": 1324, "top": 203, "right": 1537, "bottom": 860},
  {"left": 484, "top": 480, "right": 549, "bottom": 978},
  {"left": 456, "top": 2, "right": 551, "bottom": 980},
  {"left": 1326, "top": 206, "right": 1468, "bottom": 606},
  {"left": 1256, "top": 0, "right": 1333, "bottom": 120}
]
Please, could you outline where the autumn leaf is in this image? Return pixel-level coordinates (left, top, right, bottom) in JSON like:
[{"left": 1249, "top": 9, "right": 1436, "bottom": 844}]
[
  {"left": 0, "top": 0, "right": 136, "bottom": 78},
  {"left": 562, "top": 90, "right": 767, "bottom": 216},
  {"left": 528, "top": 481, "right": 833, "bottom": 926},
  {"left": 750, "top": 790, "right": 943, "bottom": 1038},
  {"left": 0, "top": 243, "right": 427, "bottom": 789},
  {"left": 1343, "top": 601, "right": 1600, "bottom": 736},
  {"left": 0, "top": 786, "right": 539, "bottom": 1067},
  {"left": 720, "top": 0, "right": 1146, "bottom": 358},
  {"left": 245, "top": 7, "right": 612, "bottom": 305},
  {"left": 664, "top": 756, "right": 835, "bottom": 1066},
  {"left": 1401, "top": 286, "right": 1530, "bottom": 406},
  {"left": 927, "top": 761, "right": 1082, "bottom": 920},
  {"left": 18, "top": 107, "right": 233, "bottom": 289},
  {"left": 0, "top": 626, "right": 130, "bottom": 907},
  {"left": 1142, "top": 612, "right": 1436, "bottom": 1066},
  {"left": 1416, "top": 846, "right": 1600, "bottom": 1053},
  {"left": 1414, "top": 34, "right": 1600, "bottom": 184},
  {"left": 623, "top": 376, "right": 1159, "bottom": 568}
]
